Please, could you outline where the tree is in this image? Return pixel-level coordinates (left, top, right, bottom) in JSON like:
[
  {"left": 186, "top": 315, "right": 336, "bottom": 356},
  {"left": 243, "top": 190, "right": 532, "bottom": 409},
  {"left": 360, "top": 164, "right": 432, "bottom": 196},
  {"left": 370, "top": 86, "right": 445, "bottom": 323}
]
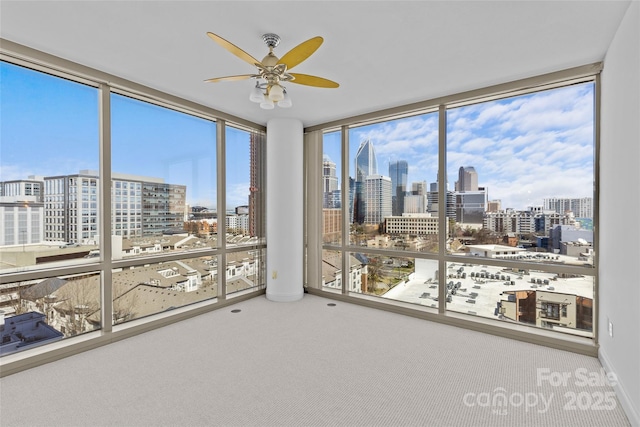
[
  {"left": 7, "top": 281, "right": 32, "bottom": 316},
  {"left": 351, "top": 224, "right": 366, "bottom": 246},
  {"left": 366, "top": 257, "right": 383, "bottom": 293},
  {"left": 449, "top": 218, "right": 459, "bottom": 238},
  {"left": 112, "top": 281, "right": 139, "bottom": 325},
  {"left": 53, "top": 277, "right": 100, "bottom": 336}
]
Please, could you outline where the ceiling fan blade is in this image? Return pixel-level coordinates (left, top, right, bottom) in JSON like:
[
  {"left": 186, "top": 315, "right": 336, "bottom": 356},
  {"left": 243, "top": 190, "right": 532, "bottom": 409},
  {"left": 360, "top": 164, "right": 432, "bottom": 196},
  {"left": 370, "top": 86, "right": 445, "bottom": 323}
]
[
  {"left": 204, "top": 74, "right": 255, "bottom": 83},
  {"left": 289, "top": 73, "right": 339, "bottom": 88},
  {"left": 277, "top": 36, "right": 323, "bottom": 70},
  {"left": 207, "top": 32, "right": 261, "bottom": 67}
]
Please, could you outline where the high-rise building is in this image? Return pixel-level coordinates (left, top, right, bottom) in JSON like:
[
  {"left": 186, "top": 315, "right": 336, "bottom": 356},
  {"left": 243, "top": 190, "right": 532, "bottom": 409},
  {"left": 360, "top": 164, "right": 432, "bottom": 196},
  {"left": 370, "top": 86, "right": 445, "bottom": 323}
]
[
  {"left": 455, "top": 166, "right": 478, "bottom": 192},
  {"left": 43, "top": 172, "right": 99, "bottom": 243},
  {"left": 322, "top": 155, "right": 340, "bottom": 208},
  {"left": 364, "top": 175, "right": 391, "bottom": 224},
  {"left": 543, "top": 197, "right": 593, "bottom": 219},
  {"left": 427, "top": 179, "right": 456, "bottom": 219},
  {"left": 0, "top": 180, "right": 45, "bottom": 246},
  {"left": 354, "top": 139, "right": 377, "bottom": 182},
  {"left": 487, "top": 200, "right": 502, "bottom": 212},
  {"left": 248, "top": 132, "right": 264, "bottom": 238},
  {"left": 141, "top": 180, "right": 186, "bottom": 236},
  {"left": 353, "top": 139, "right": 378, "bottom": 223},
  {"left": 404, "top": 194, "right": 427, "bottom": 213},
  {"left": 454, "top": 190, "right": 487, "bottom": 225},
  {"left": 484, "top": 208, "right": 579, "bottom": 237},
  {"left": 0, "top": 193, "right": 44, "bottom": 247},
  {"left": 389, "top": 160, "right": 408, "bottom": 216},
  {"left": 323, "top": 155, "right": 339, "bottom": 193},
  {"left": 411, "top": 181, "right": 427, "bottom": 196},
  {"left": 40, "top": 171, "right": 185, "bottom": 244}
]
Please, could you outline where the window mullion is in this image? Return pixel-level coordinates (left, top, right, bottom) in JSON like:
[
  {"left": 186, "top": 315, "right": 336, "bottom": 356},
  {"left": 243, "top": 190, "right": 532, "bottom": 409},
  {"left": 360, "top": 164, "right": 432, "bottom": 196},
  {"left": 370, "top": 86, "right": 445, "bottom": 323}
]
[
  {"left": 438, "top": 105, "right": 447, "bottom": 314},
  {"left": 99, "top": 83, "right": 113, "bottom": 333}
]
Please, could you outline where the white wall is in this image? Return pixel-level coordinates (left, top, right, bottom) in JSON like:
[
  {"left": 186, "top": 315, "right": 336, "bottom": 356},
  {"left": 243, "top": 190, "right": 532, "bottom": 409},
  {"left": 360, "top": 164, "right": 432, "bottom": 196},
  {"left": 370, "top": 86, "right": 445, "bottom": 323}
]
[
  {"left": 600, "top": 2, "right": 640, "bottom": 425},
  {"left": 266, "top": 118, "right": 304, "bottom": 302}
]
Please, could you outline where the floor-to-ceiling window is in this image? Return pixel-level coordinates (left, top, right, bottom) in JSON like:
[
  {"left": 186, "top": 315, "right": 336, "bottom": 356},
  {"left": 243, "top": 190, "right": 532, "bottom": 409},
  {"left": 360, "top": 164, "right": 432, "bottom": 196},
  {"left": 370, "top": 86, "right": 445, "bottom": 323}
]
[
  {"left": 317, "top": 71, "right": 597, "bottom": 342},
  {"left": 445, "top": 82, "right": 595, "bottom": 335},
  {"left": 0, "top": 62, "right": 103, "bottom": 349},
  {"left": 0, "top": 58, "right": 266, "bottom": 357},
  {"left": 225, "top": 125, "right": 266, "bottom": 297},
  {"left": 110, "top": 93, "right": 220, "bottom": 323}
]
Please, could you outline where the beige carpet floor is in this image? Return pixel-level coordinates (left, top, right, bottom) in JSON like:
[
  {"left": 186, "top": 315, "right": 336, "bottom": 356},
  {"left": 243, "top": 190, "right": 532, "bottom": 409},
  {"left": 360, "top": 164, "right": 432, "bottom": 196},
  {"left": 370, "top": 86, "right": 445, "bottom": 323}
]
[{"left": 0, "top": 293, "right": 631, "bottom": 426}]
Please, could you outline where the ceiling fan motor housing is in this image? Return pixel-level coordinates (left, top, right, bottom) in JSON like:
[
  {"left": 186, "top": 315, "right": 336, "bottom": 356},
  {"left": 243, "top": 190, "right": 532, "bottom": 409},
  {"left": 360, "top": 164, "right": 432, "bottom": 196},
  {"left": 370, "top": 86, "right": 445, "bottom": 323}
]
[{"left": 262, "top": 33, "right": 280, "bottom": 49}]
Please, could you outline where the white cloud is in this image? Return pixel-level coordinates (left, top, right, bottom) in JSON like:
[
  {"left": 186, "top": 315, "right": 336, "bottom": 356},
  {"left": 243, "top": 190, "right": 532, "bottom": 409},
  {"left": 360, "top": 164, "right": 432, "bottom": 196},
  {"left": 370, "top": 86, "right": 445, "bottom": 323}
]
[
  {"left": 446, "top": 83, "right": 594, "bottom": 209},
  {"left": 350, "top": 113, "right": 439, "bottom": 184},
  {"left": 340, "top": 83, "right": 595, "bottom": 212},
  {"left": 226, "top": 182, "right": 250, "bottom": 209}
]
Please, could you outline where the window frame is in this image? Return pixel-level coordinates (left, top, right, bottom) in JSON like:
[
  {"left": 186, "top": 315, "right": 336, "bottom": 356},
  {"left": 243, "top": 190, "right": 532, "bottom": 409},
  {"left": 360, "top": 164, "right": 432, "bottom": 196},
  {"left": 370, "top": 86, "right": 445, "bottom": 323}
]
[
  {"left": 309, "top": 63, "right": 601, "bottom": 354},
  {"left": 0, "top": 43, "right": 266, "bottom": 372}
]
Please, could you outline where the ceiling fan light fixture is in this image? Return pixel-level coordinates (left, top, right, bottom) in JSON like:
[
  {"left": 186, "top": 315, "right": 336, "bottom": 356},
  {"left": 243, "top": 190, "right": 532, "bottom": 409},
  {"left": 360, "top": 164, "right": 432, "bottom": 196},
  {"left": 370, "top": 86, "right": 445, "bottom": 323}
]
[
  {"left": 260, "top": 96, "right": 275, "bottom": 109},
  {"left": 278, "top": 90, "right": 292, "bottom": 108},
  {"left": 249, "top": 84, "right": 264, "bottom": 103},
  {"left": 268, "top": 84, "right": 284, "bottom": 102}
]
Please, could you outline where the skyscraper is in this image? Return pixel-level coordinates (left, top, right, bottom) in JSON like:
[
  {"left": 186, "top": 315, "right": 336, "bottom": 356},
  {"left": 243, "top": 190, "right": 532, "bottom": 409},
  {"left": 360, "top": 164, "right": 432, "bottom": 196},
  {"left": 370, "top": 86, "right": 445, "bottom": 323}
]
[
  {"left": 364, "top": 175, "right": 392, "bottom": 224},
  {"left": 322, "top": 154, "right": 340, "bottom": 208},
  {"left": 353, "top": 139, "right": 378, "bottom": 223},
  {"left": 456, "top": 166, "right": 479, "bottom": 192},
  {"left": 355, "top": 139, "right": 377, "bottom": 182},
  {"left": 249, "top": 132, "right": 265, "bottom": 237},
  {"left": 411, "top": 181, "right": 427, "bottom": 196},
  {"left": 428, "top": 175, "right": 455, "bottom": 219},
  {"left": 389, "top": 160, "right": 408, "bottom": 216}
]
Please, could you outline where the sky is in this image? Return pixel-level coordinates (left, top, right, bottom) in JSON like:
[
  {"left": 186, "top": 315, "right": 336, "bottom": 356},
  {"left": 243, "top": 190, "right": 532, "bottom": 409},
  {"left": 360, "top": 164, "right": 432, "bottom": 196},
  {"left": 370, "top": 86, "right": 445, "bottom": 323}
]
[
  {"left": 323, "top": 82, "right": 594, "bottom": 211},
  {"left": 0, "top": 61, "right": 252, "bottom": 209},
  {"left": 1, "top": 61, "right": 594, "bottom": 213}
]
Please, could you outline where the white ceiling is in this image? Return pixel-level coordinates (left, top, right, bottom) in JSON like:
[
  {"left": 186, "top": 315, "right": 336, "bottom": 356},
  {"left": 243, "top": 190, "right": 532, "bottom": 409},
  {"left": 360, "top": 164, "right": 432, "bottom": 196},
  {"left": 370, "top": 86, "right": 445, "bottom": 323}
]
[{"left": 0, "top": 1, "right": 630, "bottom": 128}]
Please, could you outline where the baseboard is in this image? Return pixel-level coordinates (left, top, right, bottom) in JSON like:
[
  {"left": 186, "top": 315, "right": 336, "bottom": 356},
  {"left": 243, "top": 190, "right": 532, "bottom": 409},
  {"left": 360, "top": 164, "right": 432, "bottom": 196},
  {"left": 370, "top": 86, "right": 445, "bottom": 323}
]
[{"left": 599, "top": 347, "right": 640, "bottom": 427}]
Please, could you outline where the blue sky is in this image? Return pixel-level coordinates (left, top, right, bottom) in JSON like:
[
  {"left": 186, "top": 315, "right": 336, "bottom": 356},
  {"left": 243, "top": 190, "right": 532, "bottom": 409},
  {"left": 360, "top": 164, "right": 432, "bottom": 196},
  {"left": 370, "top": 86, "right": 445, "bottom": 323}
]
[
  {"left": 1, "top": 61, "right": 594, "bottom": 212},
  {"left": 1, "top": 61, "right": 252, "bottom": 209},
  {"left": 324, "top": 82, "right": 594, "bottom": 211}
]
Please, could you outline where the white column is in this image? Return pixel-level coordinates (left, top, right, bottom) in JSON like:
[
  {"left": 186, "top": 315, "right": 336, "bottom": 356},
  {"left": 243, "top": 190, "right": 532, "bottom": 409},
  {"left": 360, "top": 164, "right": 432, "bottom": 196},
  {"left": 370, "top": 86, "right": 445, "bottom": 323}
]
[{"left": 266, "top": 118, "right": 304, "bottom": 302}]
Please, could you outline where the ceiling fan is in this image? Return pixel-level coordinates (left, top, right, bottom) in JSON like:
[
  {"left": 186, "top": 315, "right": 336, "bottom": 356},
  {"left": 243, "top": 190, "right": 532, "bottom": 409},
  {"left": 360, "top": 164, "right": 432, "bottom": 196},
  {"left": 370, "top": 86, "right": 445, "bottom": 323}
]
[{"left": 205, "top": 32, "right": 339, "bottom": 109}]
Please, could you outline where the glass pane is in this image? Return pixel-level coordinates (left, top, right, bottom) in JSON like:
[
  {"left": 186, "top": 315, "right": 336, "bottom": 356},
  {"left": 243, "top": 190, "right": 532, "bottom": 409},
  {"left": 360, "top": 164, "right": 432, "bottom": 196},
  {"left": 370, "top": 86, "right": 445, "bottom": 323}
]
[
  {"left": 322, "top": 131, "right": 342, "bottom": 245},
  {"left": 444, "top": 262, "right": 593, "bottom": 337},
  {"left": 112, "top": 256, "right": 217, "bottom": 325},
  {"left": 347, "top": 251, "right": 420, "bottom": 299},
  {"left": 348, "top": 112, "right": 439, "bottom": 252},
  {"left": 111, "top": 93, "right": 216, "bottom": 257},
  {"left": 225, "top": 126, "right": 265, "bottom": 247},
  {"left": 226, "top": 248, "right": 265, "bottom": 298},
  {"left": 380, "top": 257, "right": 439, "bottom": 308},
  {"left": 446, "top": 83, "right": 594, "bottom": 267},
  {"left": 0, "top": 62, "right": 99, "bottom": 273},
  {"left": 322, "top": 249, "right": 343, "bottom": 293},
  {"left": 1, "top": 272, "right": 101, "bottom": 356}
]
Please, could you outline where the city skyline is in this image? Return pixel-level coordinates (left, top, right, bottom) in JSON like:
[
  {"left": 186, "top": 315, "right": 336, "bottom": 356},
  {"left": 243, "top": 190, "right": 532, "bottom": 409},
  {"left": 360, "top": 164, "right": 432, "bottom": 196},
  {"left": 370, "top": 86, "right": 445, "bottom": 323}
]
[{"left": 324, "top": 82, "right": 594, "bottom": 212}]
